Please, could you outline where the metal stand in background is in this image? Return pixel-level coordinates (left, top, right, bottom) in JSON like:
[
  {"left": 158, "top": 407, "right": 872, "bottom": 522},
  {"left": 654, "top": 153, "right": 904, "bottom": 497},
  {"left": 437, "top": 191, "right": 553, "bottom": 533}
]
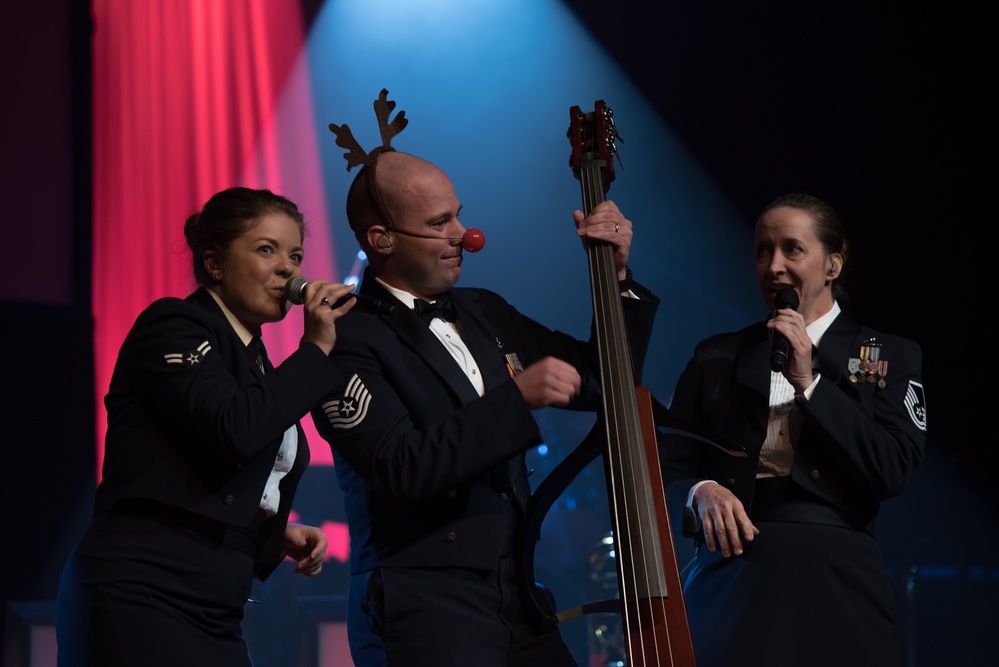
[{"left": 586, "top": 533, "right": 624, "bottom": 667}]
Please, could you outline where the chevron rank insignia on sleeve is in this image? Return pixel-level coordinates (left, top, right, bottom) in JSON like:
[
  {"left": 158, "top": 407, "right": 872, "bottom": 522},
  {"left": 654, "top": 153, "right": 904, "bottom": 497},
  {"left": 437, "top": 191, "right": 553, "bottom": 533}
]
[
  {"left": 164, "top": 340, "right": 212, "bottom": 367},
  {"left": 321, "top": 374, "right": 371, "bottom": 430},
  {"left": 904, "top": 380, "right": 927, "bottom": 432}
]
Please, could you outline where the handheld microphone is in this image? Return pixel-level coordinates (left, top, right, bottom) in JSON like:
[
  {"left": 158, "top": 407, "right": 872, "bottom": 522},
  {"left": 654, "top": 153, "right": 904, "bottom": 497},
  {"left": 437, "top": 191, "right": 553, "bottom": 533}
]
[
  {"left": 284, "top": 276, "right": 398, "bottom": 317},
  {"left": 389, "top": 228, "right": 486, "bottom": 252},
  {"left": 769, "top": 287, "right": 800, "bottom": 372}
]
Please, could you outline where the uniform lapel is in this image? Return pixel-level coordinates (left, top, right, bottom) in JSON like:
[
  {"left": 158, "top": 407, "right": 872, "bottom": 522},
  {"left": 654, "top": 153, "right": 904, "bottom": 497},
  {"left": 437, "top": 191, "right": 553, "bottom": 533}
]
[
  {"left": 448, "top": 291, "right": 531, "bottom": 503},
  {"left": 189, "top": 287, "right": 263, "bottom": 377},
  {"left": 814, "top": 310, "right": 860, "bottom": 385},
  {"left": 359, "top": 276, "right": 482, "bottom": 405},
  {"left": 735, "top": 323, "right": 776, "bottom": 437},
  {"left": 448, "top": 291, "right": 512, "bottom": 391}
]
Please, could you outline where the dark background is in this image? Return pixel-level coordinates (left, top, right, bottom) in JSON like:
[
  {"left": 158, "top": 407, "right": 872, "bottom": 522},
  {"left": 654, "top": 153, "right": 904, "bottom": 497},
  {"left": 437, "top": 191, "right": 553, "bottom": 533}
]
[
  {"left": 3, "top": 1, "right": 994, "bottom": 665},
  {"left": 567, "top": 0, "right": 996, "bottom": 491}
]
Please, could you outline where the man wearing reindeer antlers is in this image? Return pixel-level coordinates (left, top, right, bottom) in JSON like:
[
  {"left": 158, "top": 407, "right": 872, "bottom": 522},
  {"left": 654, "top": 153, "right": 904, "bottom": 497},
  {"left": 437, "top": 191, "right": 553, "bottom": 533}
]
[{"left": 312, "top": 89, "right": 659, "bottom": 666}]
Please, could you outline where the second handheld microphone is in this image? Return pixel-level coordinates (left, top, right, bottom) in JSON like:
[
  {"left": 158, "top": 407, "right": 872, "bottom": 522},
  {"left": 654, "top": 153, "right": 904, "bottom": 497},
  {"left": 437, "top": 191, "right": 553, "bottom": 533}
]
[{"left": 769, "top": 287, "right": 800, "bottom": 372}]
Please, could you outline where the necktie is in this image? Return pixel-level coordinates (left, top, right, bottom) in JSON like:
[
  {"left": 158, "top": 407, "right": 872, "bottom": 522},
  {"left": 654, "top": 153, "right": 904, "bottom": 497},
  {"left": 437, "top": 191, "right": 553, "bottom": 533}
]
[
  {"left": 247, "top": 337, "right": 267, "bottom": 374},
  {"left": 413, "top": 293, "right": 456, "bottom": 324}
]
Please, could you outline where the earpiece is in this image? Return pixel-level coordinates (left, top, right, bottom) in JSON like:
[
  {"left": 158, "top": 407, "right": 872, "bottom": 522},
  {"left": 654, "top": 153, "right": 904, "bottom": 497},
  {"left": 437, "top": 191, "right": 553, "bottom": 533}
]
[{"left": 376, "top": 235, "right": 392, "bottom": 249}]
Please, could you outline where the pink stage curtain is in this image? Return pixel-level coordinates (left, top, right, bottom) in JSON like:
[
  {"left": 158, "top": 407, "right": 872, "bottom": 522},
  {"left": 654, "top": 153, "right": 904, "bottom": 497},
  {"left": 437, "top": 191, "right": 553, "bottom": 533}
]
[{"left": 92, "top": 0, "right": 339, "bottom": 476}]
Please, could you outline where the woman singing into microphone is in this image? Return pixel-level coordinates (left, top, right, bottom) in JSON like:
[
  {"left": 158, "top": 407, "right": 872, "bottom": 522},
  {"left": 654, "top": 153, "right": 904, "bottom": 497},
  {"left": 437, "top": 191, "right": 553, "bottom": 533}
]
[
  {"left": 661, "top": 193, "right": 926, "bottom": 667},
  {"left": 56, "top": 187, "right": 355, "bottom": 666}
]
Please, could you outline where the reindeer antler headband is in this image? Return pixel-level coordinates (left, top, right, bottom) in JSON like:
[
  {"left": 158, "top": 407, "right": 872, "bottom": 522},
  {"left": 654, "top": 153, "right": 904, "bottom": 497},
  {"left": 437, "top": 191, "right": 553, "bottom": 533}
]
[{"left": 329, "top": 88, "right": 408, "bottom": 229}]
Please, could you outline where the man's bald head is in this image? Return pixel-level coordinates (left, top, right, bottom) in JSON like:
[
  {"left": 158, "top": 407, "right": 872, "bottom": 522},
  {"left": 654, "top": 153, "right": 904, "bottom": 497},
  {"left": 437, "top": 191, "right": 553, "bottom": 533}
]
[{"left": 345, "top": 151, "right": 443, "bottom": 248}]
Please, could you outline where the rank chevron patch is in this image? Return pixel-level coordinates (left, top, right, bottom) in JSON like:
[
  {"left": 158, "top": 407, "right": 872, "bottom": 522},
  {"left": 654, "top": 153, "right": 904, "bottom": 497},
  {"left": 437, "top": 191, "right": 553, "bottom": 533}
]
[
  {"left": 164, "top": 340, "right": 211, "bottom": 367},
  {"left": 904, "top": 380, "right": 927, "bottom": 431},
  {"left": 322, "top": 374, "right": 371, "bottom": 430}
]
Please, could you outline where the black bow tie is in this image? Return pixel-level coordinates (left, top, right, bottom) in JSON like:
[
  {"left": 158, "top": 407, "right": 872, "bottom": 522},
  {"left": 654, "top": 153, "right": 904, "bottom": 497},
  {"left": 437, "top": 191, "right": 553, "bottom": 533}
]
[{"left": 413, "top": 294, "right": 456, "bottom": 324}]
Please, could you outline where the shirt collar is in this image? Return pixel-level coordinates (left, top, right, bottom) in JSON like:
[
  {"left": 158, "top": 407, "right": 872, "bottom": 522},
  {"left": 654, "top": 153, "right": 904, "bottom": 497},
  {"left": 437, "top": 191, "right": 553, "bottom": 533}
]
[
  {"left": 205, "top": 288, "right": 254, "bottom": 347},
  {"left": 807, "top": 300, "right": 841, "bottom": 348},
  {"left": 375, "top": 276, "right": 435, "bottom": 310}
]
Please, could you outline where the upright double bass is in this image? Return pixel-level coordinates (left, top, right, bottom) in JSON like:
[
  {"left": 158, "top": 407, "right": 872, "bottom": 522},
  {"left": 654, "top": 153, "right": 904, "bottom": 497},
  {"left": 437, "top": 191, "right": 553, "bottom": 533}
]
[{"left": 521, "top": 102, "right": 697, "bottom": 666}]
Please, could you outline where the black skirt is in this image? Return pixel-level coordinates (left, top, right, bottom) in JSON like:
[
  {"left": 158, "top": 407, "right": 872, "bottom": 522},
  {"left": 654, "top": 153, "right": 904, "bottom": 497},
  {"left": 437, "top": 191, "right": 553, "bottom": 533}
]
[
  {"left": 56, "top": 504, "right": 261, "bottom": 667},
  {"left": 682, "top": 519, "right": 902, "bottom": 667}
]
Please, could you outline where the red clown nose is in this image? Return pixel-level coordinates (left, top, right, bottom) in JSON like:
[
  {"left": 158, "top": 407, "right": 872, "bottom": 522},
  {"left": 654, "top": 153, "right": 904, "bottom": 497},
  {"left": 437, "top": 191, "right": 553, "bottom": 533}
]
[{"left": 461, "top": 228, "right": 485, "bottom": 252}]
